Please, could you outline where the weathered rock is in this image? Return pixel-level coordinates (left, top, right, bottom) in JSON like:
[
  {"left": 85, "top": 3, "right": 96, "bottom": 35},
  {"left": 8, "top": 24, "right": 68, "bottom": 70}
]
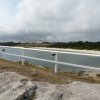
[
  {"left": 34, "top": 81, "right": 100, "bottom": 100},
  {"left": 1, "top": 72, "right": 100, "bottom": 100},
  {"left": 0, "top": 72, "right": 37, "bottom": 100}
]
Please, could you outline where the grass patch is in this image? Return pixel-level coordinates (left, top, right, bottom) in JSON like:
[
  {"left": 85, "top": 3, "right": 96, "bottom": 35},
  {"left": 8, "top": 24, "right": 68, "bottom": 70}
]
[{"left": 0, "top": 58, "right": 100, "bottom": 84}]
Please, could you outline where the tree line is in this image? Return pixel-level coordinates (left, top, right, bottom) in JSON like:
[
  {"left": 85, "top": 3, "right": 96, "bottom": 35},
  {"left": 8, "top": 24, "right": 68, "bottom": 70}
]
[
  {"left": 0, "top": 41, "right": 100, "bottom": 50},
  {"left": 0, "top": 42, "right": 21, "bottom": 46},
  {"left": 48, "top": 41, "right": 100, "bottom": 50}
]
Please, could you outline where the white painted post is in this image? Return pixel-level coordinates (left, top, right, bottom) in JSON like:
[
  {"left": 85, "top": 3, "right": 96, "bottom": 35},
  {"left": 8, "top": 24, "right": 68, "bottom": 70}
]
[
  {"left": 0, "top": 47, "right": 2, "bottom": 58},
  {"left": 55, "top": 52, "right": 58, "bottom": 73},
  {"left": 22, "top": 49, "right": 24, "bottom": 65}
]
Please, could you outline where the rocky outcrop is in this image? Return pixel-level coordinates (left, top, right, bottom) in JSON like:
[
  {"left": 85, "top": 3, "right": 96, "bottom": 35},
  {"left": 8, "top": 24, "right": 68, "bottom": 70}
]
[
  {"left": 0, "top": 72, "right": 100, "bottom": 100},
  {"left": 0, "top": 72, "right": 37, "bottom": 100},
  {"left": 34, "top": 81, "right": 100, "bottom": 100}
]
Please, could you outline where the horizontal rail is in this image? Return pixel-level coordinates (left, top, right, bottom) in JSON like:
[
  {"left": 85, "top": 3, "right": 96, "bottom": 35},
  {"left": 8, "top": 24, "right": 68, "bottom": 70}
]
[
  {"left": 1, "top": 52, "right": 100, "bottom": 71},
  {"left": 0, "top": 46, "right": 100, "bottom": 57}
]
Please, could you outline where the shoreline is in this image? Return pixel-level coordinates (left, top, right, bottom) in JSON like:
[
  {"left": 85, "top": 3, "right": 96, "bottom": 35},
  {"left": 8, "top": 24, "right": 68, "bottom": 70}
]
[{"left": 33, "top": 47, "right": 100, "bottom": 55}]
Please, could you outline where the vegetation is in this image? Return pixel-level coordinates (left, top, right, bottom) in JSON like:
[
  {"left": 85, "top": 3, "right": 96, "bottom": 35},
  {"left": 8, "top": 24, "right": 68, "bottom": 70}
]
[
  {"left": 0, "top": 41, "right": 21, "bottom": 46},
  {"left": 48, "top": 41, "right": 100, "bottom": 50},
  {"left": 0, "top": 41, "right": 100, "bottom": 50},
  {"left": 0, "top": 58, "right": 100, "bottom": 84}
]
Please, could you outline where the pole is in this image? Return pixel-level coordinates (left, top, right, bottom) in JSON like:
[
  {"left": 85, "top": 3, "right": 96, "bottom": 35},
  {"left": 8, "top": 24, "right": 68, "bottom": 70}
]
[
  {"left": 22, "top": 49, "right": 24, "bottom": 65},
  {"left": 55, "top": 52, "right": 58, "bottom": 73}
]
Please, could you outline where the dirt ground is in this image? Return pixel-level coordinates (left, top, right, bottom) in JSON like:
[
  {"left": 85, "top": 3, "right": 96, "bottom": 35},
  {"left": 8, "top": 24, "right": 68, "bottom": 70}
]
[
  {"left": 0, "top": 59, "right": 100, "bottom": 84},
  {"left": 0, "top": 59, "right": 59, "bottom": 81},
  {"left": 0, "top": 59, "right": 33, "bottom": 79}
]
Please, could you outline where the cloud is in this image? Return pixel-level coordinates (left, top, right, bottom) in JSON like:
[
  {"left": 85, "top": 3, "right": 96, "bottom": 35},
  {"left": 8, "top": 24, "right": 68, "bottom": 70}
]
[{"left": 0, "top": 0, "right": 100, "bottom": 42}]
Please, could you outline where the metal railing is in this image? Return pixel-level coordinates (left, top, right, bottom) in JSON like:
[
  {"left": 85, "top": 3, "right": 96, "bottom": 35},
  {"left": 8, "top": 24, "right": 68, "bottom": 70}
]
[{"left": 0, "top": 46, "right": 100, "bottom": 73}]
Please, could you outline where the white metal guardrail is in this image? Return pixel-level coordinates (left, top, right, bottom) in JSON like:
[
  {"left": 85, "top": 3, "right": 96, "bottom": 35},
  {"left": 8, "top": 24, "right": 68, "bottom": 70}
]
[{"left": 0, "top": 46, "right": 100, "bottom": 73}]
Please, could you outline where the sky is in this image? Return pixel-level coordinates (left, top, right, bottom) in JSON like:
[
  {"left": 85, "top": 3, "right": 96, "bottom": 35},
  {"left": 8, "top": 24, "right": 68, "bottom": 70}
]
[{"left": 0, "top": 0, "right": 100, "bottom": 42}]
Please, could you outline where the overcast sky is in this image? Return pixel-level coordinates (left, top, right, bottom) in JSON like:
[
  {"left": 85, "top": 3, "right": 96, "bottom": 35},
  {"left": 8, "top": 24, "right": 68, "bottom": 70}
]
[{"left": 0, "top": 0, "right": 100, "bottom": 42}]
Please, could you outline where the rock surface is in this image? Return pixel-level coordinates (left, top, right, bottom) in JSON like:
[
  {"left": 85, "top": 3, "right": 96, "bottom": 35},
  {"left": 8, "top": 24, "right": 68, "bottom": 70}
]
[
  {"left": 0, "top": 72, "right": 100, "bottom": 100},
  {"left": 34, "top": 81, "right": 100, "bottom": 100},
  {"left": 0, "top": 72, "right": 37, "bottom": 100}
]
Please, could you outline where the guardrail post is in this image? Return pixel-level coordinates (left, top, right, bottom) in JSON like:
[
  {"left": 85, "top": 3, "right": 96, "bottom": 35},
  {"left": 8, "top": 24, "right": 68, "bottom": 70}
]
[
  {"left": 0, "top": 47, "right": 1, "bottom": 58},
  {"left": 22, "top": 49, "right": 24, "bottom": 65},
  {"left": 55, "top": 52, "right": 58, "bottom": 73}
]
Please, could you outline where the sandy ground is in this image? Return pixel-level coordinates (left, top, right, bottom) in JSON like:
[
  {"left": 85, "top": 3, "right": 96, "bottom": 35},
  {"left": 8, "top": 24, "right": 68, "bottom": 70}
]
[{"left": 34, "top": 47, "right": 100, "bottom": 55}]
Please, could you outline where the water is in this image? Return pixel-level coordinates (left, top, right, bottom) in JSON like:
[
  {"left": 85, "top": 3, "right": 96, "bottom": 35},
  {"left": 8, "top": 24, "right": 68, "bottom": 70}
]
[{"left": 0, "top": 47, "right": 100, "bottom": 72}]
